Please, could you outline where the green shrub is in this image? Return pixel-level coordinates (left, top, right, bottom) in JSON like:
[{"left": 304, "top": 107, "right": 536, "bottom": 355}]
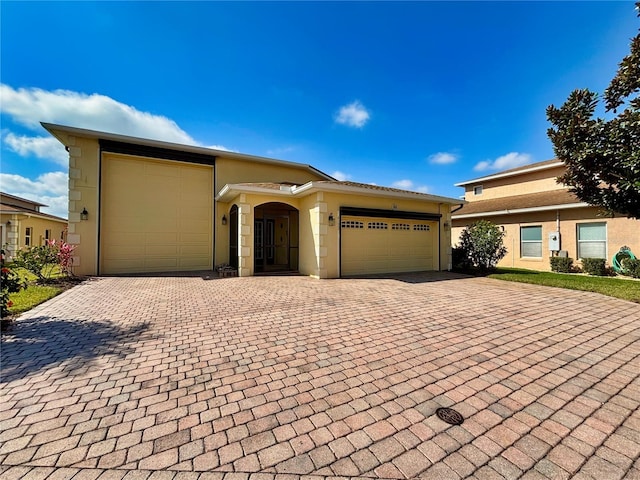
[
  {"left": 452, "top": 246, "right": 472, "bottom": 270},
  {"left": 581, "top": 258, "right": 607, "bottom": 276},
  {"left": 621, "top": 257, "right": 640, "bottom": 278},
  {"left": 13, "top": 245, "right": 59, "bottom": 282},
  {"left": 457, "top": 220, "right": 507, "bottom": 272},
  {"left": 550, "top": 256, "right": 573, "bottom": 273},
  {"left": 1, "top": 266, "right": 25, "bottom": 318}
]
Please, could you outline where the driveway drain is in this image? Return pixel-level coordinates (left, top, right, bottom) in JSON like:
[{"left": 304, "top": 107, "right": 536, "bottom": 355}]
[{"left": 436, "top": 407, "right": 464, "bottom": 425}]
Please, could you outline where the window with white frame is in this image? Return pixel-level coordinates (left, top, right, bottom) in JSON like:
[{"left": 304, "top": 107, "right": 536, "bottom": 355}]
[
  {"left": 473, "top": 185, "right": 483, "bottom": 196},
  {"left": 520, "top": 226, "right": 542, "bottom": 258},
  {"left": 25, "top": 227, "right": 32, "bottom": 246},
  {"left": 577, "top": 222, "right": 607, "bottom": 259}
]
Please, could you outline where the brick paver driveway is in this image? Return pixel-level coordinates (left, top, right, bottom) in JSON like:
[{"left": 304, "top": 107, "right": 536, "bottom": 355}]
[{"left": 1, "top": 272, "right": 639, "bottom": 480}]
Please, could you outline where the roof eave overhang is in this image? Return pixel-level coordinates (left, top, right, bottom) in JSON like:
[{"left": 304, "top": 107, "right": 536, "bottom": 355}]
[
  {"left": 217, "top": 181, "right": 464, "bottom": 205},
  {"left": 294, "top": 182, "right": 464, "bottom": 204},
  {"left": 41, "top": 123, "right": 334, "bottom": 180},
  {"left": 452, "top": 202, "right": 591, "bottom": 219}
]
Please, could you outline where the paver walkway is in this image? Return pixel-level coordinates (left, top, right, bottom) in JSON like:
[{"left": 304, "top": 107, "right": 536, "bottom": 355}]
[{"left": 1, "top": 272, "right": 639, "bottom": 480}]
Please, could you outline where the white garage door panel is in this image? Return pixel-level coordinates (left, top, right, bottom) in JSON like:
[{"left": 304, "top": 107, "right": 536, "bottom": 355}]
[
  {"left": 101, "top": 154, "right": 213, "bottom": 274},
  {"left": 341, "top": 216, "right": 438, "bottom": 276}
]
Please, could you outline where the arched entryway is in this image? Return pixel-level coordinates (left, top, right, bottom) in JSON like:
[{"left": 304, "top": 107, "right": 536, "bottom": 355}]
[{"left": 254, "top": 202, "right": 299, "bottom": 274}]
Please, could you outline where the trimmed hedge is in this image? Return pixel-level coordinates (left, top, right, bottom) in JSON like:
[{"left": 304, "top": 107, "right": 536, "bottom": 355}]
[
  {"left": 550, "top": 257, "right": 573, "bottom": 273},
  {"left": 621, "top": 258, "right": 640, "bottom": 278},
  {"left": 581, "top": 258, "right": 607, "bottom": 276}
]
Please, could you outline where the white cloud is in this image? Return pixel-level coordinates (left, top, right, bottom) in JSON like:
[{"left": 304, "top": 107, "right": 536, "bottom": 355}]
[
  {"left": 428, "top": 152, "right": 458, "bottom": 165},
  {"left": 266, "top": 146, "right": 294, "bottom": 156},
  {"left": 3, "top": 132, "right": 68, "bottom": 166},
  {"left": 335, "top": 101, "right": 370, "bottom": 128},
  {"left": 474, "top": 152, "right": 532, "bottom": 172},
  {"left": 390, "top": 179, "right": 429, "bottom": 193},
  {"left": 0, "top": 172, "right": 68, "bottom": 218},
  {"left": 0, "top": 84, "right": 235, "bottom": 163},
  {"left": 0, "top": 84, "right": 196, "bottom": 144},
  {"left": 331, "top": 170, "right": 352, "bottom": 181},
  {"left": 392, "top": 179, "right": 414, "bottom": 190}
]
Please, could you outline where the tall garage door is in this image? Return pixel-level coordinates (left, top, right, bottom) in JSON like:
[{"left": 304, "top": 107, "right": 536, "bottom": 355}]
[
  {"left": 100, "top": 154, "right": 213, "bottom": 274},
  {"left": 341, "top": 216, "right": 439, "bottom": 276}
]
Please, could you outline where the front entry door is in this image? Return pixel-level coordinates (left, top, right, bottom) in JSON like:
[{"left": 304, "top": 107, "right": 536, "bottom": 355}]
[{"left": 255, "top": 215, "right": 290, "bottom": 272}]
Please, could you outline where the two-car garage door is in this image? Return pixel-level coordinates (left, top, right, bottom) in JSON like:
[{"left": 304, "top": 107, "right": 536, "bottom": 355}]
[
  {"left": 341, "top": 215, "right": 439, "bottom": 276},
  {"left": 100, "top": 154, "right": 213, "bottom": 274}
]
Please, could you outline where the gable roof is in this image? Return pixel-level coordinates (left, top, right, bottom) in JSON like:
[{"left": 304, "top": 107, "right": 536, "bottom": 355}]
[
  {"left": 455, "top": 159, "right": 563, "bottom": 187},
  {"left": 42, "top": 123, "right": 335, "bottom": 181},
  {"left": 452, "top": 189, "right": 589, "bottom": 219},
  {"left": 0, "top": 192, "right": 68, "bottom": 222}
]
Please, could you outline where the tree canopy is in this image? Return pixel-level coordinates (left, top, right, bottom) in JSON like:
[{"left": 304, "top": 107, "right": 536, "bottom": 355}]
[{"left": 546, "top": 4, "right": 640, "bottom": 219}]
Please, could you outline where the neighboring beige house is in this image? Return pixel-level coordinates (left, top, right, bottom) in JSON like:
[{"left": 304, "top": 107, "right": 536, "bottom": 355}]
[
  {"left": 452, "top": 159, "right": 640, "bottom": 271},
  {"left": 43, "top": 123, "right": 461, "bottom": 278},
  {"left": 1, "top": 192, "right": 68, "bottom": 261}
]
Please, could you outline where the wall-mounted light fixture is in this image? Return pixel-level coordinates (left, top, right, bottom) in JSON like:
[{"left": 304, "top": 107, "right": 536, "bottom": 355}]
[
  {"left": 6, "top": 220, "right": 11, "bottom": 227},
  {"left": 328, "top": 213, "right": 335, "bottom": 226},
  {"left": 221, "top": 214, "right": 227, "bottom": 226},
  {"left": 80, "top": 208, "right": 89, "bottom": 221},
  {"left": 443, "top": 221, "right": 450, "bottom": 231}
]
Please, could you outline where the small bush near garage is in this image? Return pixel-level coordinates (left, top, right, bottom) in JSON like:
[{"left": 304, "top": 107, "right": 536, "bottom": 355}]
[
  {"left": 621, "top": 258, "right": 640, "bottom": 278},
  {"left": 581, "top": 258, "right": 607, "bottom": 276},
  {"left": 550, "top": 256, "right": 573, "bottom": 273},
  {"left": 457, "top": 220, "right": 507, "bottom": 272}
]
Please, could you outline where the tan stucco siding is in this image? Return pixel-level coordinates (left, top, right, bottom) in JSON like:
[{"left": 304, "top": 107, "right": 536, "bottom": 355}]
[
  {"left": 452, "top": 208, "right": 640, "bottom": 271},
  {"left": 215, "top": 157, "right": 326, "bottom": 193},
  {"left": 465, "top": 166, "right": 566, "bottom": 202},
  {"left": 64, "top": 135, "right": 101, "bottom": 275}
]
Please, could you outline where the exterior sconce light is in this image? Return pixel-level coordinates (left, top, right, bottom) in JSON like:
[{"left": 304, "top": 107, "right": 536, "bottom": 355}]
[
  {"left": 221, "top": 214, "right": 227, "bottom": 226},
  {"left": 6, "top": 220, "right": 10, "bottom": 227},
  {"left": 80, "top": 208, "right": 89, "bottom": 221},
  {"left": 328, "top": 213, "right": 335, "bottom": 226},
  {"left": 443, "top": 221, "right": 450, "bottom": 231}
]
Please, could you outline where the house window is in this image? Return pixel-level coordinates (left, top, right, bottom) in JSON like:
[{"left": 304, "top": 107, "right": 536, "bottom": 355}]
[
  {"left": 473, "top": 185, "right": 483, "bottom": 196},
  {"left": 45, "top": 229, "right": 51, "bottom": 240},
  {"left": 521, "top": 226, "right": 542, "bottom": 258},
  {"left": 577, "top": 222, "right": 607, "bottom": 259},
  {"left": 25, "top": 227, "right": 32, "bottom": 246}
]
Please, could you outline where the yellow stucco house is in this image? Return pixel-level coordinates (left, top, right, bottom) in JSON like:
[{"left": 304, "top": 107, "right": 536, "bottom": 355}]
[
  {"left": 452, "top": 159, "right": 640, "bottom": 270},
  {"left": 1, "top": 192, "right": 68, "bottom": 261},
  {"left": 43, "top": 123, "right": 462, "bottom": 278}
]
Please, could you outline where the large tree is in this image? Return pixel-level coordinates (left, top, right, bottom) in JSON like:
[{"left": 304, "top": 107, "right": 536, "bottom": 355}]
[{"left": 546, "top": 5, "right": 640, "bottom": 219}]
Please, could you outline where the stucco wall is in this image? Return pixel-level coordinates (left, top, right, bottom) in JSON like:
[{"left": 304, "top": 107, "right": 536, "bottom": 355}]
[
  {"left": 464, "top": 166, "right": 566, "bottom": 202},
  {"left": 452, "top": 208, "right": 640, "bottom": 271}
]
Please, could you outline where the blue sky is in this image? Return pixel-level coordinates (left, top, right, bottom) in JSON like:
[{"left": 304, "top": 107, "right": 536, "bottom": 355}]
[{"left": 1, "top": 1, "right": 636, "bottom": 218}]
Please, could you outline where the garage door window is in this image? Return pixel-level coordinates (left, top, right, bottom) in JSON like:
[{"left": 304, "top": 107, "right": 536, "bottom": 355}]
[
  {"left": 521, "top": 226, "right": 542, "bottom": 258},
  {"left": 368, "top": 222, "right": 388, "bottom": 230},
  {"left": 577, "top": 222, "right": 607, "bottom": 259},
  {"left": 392, "top": 223, "right": 410, "bottom": 230},
  {"left": 341, "top": 220, "right": 364, "bottom": 229},
  {"left": 414, "top": 224, "right": 430, "bottom": 231}
]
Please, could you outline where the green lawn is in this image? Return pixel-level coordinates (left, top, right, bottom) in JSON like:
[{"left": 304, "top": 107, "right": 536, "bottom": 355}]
[
  {"left": 487, "top": 268, "right": 640, "bottom": 303},
  {"left": 5, "top": 265, "right": 69, "bottom": 317}
]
